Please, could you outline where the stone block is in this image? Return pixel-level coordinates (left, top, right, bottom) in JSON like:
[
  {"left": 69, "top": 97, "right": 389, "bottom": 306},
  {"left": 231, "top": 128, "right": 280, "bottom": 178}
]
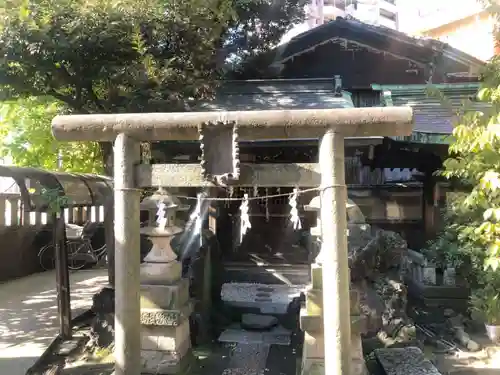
[
  {"left": 303, "top": 331, "right": 324, "bottom": 359},
  {"left": 305, "top": 288, "right": 322, "bottom": 316},
  {"left": 140, "top": 280, "right": 189, "bottom": 310},
  {"left": 141, "top": 319, "right": 190, "bottom": 351},
  {"left": 300, "top": 307, "right": 366, "bottom": 335},
  {"left": 140, "top": 261, "right": 182, "bottom": 284},
  {"left": 304, "top": 283, "right": 360, "bottom": 316},
  {"left": 140, "top": 303, "right": 193, "bottom": 327},
  {"left": 311, "top": 263, "right": 322, "bottom": 290},
  {"left": 300, "top": 308, "right": 322, "bottom": 332}
]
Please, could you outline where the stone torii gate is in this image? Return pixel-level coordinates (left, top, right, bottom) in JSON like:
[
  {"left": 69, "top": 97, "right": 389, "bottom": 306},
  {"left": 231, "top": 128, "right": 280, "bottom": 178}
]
[{"left": 52, "top": 107, "right": 413, "bottom": 375}]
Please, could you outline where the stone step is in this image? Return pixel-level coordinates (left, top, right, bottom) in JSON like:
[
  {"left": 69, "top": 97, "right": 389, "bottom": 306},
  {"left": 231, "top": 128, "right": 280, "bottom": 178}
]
[
  {"left": 374, "top": 347, "right": 442, "bottom": 375},
  {"left": 222, "top": 263, "right": 311, "bottom": 286},
  {"left": 218, "top": 325, "right": 292, "bottom": 346}
]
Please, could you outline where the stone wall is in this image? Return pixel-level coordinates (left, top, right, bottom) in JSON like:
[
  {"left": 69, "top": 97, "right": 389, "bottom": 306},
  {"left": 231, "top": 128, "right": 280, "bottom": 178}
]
[
  {"left": 0, "top": 225, "right": 49, "bottom": 282},
  {"left": 0, "top": 224, "right": 107, "bottom": 283}
]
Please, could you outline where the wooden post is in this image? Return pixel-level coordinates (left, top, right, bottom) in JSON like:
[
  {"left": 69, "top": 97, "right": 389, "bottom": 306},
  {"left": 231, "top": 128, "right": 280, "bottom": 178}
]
[
  {"left": 0, "top": 196, "right": 6, "bottom": 227},
  {"left": 8, "top": 197, "right": 19, "bottom": 226},
  {"left": 319, "top": 130, "right": 351, "bottom": 375},
  {"left": 105, "top": 194, "right": 115, "bottom": 287},
  {"left": 114, "top": 133, "right": 141, "bottom": 375},
  {"left": 54, "top": 210, "right": 72, "bottom": 339}
]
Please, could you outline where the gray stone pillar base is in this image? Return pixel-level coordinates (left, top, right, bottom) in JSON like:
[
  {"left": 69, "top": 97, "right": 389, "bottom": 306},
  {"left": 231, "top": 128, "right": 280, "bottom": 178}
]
[
  {"left": 140, "top": 259, "right": 193, "bottom": 374},
  {"left": 300, "top": 263, "right": 369, "bottom": 375}
]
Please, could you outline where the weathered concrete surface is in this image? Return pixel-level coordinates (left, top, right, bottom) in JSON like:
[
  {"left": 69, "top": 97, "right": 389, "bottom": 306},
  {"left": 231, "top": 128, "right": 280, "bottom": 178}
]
[
  {"left": 52, "top": 107, "right": 413, "bottom": 141},
  {"left": 114, "top": 133, "right": 142, "bottom": 375},
  {"left": 137, "top": 163, "right": 321, "bottom": 188},
  {"left": 0, "top": 268, "right": 107, "bottom": 375}
]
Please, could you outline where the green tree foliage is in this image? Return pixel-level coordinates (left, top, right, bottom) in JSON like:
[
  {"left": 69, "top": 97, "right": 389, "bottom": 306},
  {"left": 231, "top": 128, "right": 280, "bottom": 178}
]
[
  {"left": 0, "top": 0, "right": 305, "bottom": 172},
  {"left": 437, "top": 58, "right": 500, "bottom": 274},
  {"left": 0, "top": 97, "right": 103, "bottom": 173},
  {"left": 0, "top": 0, "right": 305, "bottom": 113},
  {"left": 425, "top": 9, "right": 500, "bottom": 286}
]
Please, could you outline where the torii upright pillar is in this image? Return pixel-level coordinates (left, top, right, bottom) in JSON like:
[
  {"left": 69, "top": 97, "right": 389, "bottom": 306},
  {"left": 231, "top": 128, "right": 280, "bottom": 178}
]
[{"left": 52, "top": 107, "right": 414, "bottom": 375}]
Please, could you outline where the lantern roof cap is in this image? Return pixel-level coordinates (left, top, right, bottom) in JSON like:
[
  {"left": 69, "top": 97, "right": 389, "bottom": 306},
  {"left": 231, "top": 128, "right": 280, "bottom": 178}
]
[
  {"left": 140, "top": 187, "right": 190, "bottom": 211},
  {"left": 304, "top": 195, "right": 358, "bottom": 212}
]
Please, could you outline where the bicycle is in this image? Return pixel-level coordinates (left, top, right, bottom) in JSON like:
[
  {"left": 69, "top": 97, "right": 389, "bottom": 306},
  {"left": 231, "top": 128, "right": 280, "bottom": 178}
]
[{"left": 38, "top": 221, "right": 107, "bottom": 271}]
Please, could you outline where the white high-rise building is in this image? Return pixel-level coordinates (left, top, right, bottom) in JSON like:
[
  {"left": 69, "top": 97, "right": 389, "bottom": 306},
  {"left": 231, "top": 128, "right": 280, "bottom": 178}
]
[
  {"left": 281, "top": 0, "right": 400, "bottom": 44},
  {"left": 307, "top": 0, "right": 399, "bottom": 29}
]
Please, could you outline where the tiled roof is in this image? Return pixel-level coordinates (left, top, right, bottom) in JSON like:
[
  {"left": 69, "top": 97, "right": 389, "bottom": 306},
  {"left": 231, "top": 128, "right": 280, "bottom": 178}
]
[
  {"left": 373, "top": 84, "right": 488, "bottom": 135},
  {"left": 195, "top": 78, "right": 354, "bottom": 111},
  {"left": 272, "top": 17, "right": 484, "bottom": 75}
]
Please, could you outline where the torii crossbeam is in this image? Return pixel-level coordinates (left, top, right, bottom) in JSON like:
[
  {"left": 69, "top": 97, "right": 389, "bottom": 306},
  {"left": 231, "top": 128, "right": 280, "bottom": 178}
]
[{"left": 52, "top": 106, "right": 413, "bottom": 375}]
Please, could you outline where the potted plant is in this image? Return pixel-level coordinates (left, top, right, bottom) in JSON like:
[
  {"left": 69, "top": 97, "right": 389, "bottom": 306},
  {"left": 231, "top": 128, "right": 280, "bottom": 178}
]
[{"left": 470, "top": 283, "right": 500, "bottom": 343}]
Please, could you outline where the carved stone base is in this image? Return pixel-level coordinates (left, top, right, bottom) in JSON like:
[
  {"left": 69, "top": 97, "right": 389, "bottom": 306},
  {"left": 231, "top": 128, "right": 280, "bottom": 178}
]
[
  {"left": 140, "top": 261, "right": 182, "bottom": 285},
  {"left": 140, "top": 252, "right": 192, "bottom": 373}
]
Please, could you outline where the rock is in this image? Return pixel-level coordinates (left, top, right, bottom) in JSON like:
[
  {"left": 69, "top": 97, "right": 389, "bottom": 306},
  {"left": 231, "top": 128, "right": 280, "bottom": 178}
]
[
  {"left": 349, "top": 229, "right": 408, "bottom": 282},
  {"left": 90, "top": 287, "right": 115, "bottom": 348},
  {"left": 375, "top": 347, "right": 442, "bottom": 375},
  {"left": 355, "top": 282, "right": 384, "bottom": 336},
  {"left": 374, "top": 272, "right": 411, "bottom": 339},
  {"left": 241, "top": 313, "right": 278, "bottom": 331},
  {"left": 347, "top": 228, "right": 413, "bottom": 341}
]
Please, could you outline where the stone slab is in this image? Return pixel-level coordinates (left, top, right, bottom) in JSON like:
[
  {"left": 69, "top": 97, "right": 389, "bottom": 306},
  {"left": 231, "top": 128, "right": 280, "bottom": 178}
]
[
  {"left": 375, "top": 347, "right": 442, "bottom": 375},
  {"left": 140, "top": 303, "right": 193, "bottom": 327},
  {"left": 221, "top": 282, "right": 303, "bottom": 314},
  {"left": 140, "top": 261, "right": 183, "bottom": 285},
  {"left": 140, "top": 280, "right": 190, "bottom": 310},
  {"left": 141, "top": 319, "right": 190, "bottom": 351},
  {"left": 218, "top": 325, "right": 291, "bottom": 346}
]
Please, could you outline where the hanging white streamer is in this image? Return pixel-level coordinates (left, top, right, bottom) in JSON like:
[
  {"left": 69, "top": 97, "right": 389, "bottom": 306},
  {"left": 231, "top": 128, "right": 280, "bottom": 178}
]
[
  {"left": 289, "top": 188, "right": 302, "bottom": 230},
  {"left": 240, "top": 193, "right": 251, "bottom": 241},
  {"left": 156, "top": 201, "right": 168, "bottom": 228},
  {"left": 189, "top": 193, "right": 203, "bottom": 235}
]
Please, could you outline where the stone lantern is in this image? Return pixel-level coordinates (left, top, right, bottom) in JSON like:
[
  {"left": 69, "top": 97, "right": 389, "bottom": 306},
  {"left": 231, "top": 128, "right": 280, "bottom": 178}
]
[
  {"left": 139, "top": 187, "right": 194, "bottom": 374},
  {"left": 140, "top": 188, "right": 189, "bottom": 279},
  {"left": 304, "top": 195, "right": 368, "bottom": 264}
]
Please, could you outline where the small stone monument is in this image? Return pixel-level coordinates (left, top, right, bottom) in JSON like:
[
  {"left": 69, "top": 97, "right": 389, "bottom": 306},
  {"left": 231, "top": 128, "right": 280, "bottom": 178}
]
[{"left": 139, "top": 188, "right": 193, "bottom": 374}]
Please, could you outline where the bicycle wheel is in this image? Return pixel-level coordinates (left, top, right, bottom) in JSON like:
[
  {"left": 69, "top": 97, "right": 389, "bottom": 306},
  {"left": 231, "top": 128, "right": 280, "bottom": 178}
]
[
  {"left": 38, "top": 244, "right": 56, "bottom": 271},
  {"left": 67, "top": 241, "right": 93, "bottom": 270}
]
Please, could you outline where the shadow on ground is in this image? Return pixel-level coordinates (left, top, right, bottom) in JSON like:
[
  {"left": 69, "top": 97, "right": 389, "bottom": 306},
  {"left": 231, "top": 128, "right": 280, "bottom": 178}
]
[{"left": 0, "top": 269, "right": 108, "bottom": 375}]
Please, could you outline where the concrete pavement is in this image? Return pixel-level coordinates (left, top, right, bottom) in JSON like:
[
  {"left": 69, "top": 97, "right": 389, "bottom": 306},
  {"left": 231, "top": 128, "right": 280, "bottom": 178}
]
[{"left": 0, "top": 268, "right": 108, "bottom": 375}]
